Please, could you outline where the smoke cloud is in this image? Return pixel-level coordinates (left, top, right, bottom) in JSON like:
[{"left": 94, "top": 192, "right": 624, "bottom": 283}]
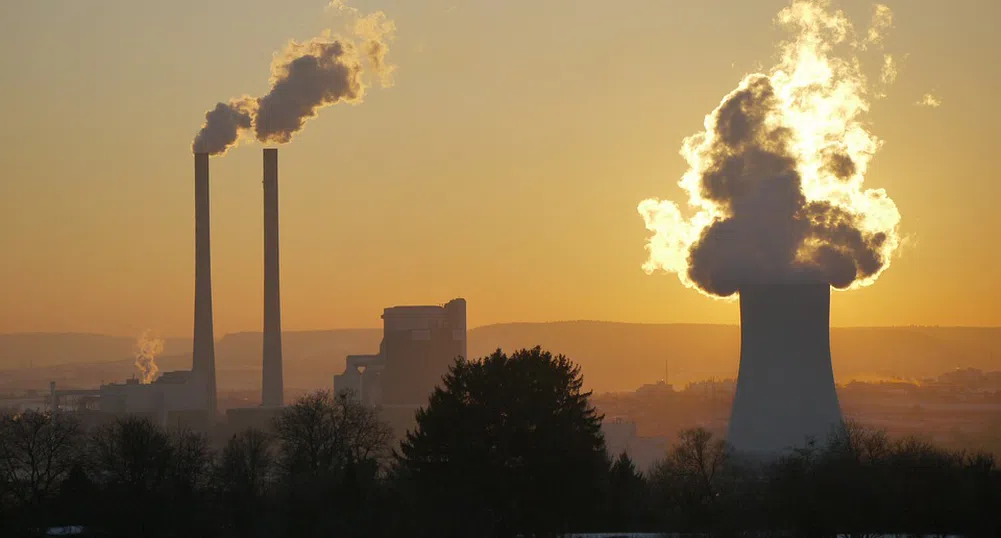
[
  {"left": 917, "top": 93, "right": 941, "bottom": 108},
  {"left": 254, "top": 37, "right": 365, "bottom": 144},
  {"left": 134, "top": 330, "right": 164, "bottom": 384},
  {"left": 638, "top": 0, "right": 901, "bottom": 298},
  {"left": 192, "top": 1, "right": 396, "bottom": 154},
  {"left": 192, "top": 97, "right": 257, "bottom": 155},
  {"left": 867, "top": 4, "right": 893, "bottom": 46}
]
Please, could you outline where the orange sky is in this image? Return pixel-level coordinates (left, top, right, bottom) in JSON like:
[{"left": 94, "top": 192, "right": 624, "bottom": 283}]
[{"left": 0, "top": 0, "right": 998, "bottom": 337}]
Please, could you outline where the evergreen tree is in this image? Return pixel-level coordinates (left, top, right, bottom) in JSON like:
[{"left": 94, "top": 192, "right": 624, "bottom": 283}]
[{"left": 398, "top": 346, "right": 609, "bottom": 538}]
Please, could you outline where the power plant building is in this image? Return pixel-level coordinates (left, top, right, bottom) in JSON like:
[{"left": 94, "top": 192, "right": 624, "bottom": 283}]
[
  {"left": 727, "top": 280, "right": 843, "bottom": 454},
  {"left": 99, "top": 372, "right": 208, "bottom": 416},
  {"left": 335, "top": 298, "right": 467, "bottom": 407}
]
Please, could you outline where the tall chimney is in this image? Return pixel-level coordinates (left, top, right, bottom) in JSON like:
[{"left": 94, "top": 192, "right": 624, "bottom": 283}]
[
  {"left": 727, "top": 280, "right": 842, "bottom": 454},
  {"left": 262, "top": 148, "right": 284, "bottom": 407},
  {"left": 192, "top": 153, "right": 217, "bottom": 415}
]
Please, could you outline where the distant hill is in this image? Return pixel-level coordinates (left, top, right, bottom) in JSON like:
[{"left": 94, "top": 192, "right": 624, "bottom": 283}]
[
  {"left": 1, "top": 323, "right": 999, "bottom": 394},
  {"left": 0, "top": 333, "right": 191, "bottom": 370},
  {"left": 472, "top": 322, "right": 1001, "bottom": 392}
]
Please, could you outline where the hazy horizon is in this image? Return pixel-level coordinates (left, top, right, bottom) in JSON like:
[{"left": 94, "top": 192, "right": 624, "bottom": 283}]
[{"left": 5, "top": 316, "right": 1001, "bottom": 341}]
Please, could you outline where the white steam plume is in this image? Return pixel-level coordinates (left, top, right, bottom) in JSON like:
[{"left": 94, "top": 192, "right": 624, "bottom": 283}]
[
  {"left": 134, "top": 330, "right": 164, "bottom": 384},
  {"left": 638, "top": 0, "right": 901, "bottom": 298},
  {"left": 192, "top": 1, "right": 396, "bottom": 154},
  {"left": 917, "top": 93, "right": 941, "bottom": 108}
]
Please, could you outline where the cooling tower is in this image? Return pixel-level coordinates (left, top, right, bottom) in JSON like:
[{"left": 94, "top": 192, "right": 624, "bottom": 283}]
[
  {"left": 192, "top": 153, "right": 217, "bottom": 415},
  {"left": 261, "top": 148, "right": 284, "bottom": 408},
  {"left": 727, "top": 280, "right": 842, "bottom": 454}
]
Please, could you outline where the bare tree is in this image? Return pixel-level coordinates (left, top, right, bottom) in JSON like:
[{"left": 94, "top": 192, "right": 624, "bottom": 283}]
[
  {"left": 88, "top": 416, "right": 173, "bottom": 495},
  {"left": 665, "top": 427, "right": 731, "bottom": 500},
  {"left": 171, "top": 427, "right": 213, "bottom": 493},
  {"left": 826, "top": 419, "right": 891, "bottom": 464},
  {"left": 271, "top": 390, "right": 393, "bottom": 537},
  {"left": 0, "top": 411, "right": 82, "bottom": 511},
  {"left": 649, "top": 427, "right": 732, "bottom": 531},
  {"left": 273, "top": 390, "right": 391, "bottom": 480},
  {"left": 217, "top": 428, "right": 274, "bottom": 497}
]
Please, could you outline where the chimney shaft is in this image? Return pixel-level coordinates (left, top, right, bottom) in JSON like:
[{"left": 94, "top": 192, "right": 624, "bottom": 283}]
[
  {"left": 727, "top": 281, "right": 842, "bottom": 454},
  {"left": 262, "top": 148, "right": 284, "bottom": 407},
  {"left": 192, "top": 153, "right": 217, "bottom": 415}
]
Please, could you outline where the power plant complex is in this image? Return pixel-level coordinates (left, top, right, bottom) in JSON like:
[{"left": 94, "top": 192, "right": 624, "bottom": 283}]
[
  {"left": 45, "top": 149, "right": 466, "bottom": 435},
  {"left": 335, "top": 299, "right": 467, "bottom": 408},
  {"left": 46, "top": 142, "right": 843, "bottom": 454},
  {"left": 85, "top": 150, "right": 283, "bottom": 423}
]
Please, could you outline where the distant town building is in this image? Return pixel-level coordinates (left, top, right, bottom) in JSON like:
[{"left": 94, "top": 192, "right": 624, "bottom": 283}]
[{"left": 601, "top": 416, "right": 667, "bottom": 473}]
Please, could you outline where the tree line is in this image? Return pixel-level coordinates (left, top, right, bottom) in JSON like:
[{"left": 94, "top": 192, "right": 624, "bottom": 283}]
[{"left": 1, "top": 346, "right": 1000, "bottom": 537}]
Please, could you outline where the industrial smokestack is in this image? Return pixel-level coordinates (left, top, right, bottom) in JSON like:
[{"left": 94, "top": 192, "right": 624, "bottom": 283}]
[
  {"left": 727, "top": 280, "right": 842, "bottom": 454},
  {"left": 262, "top": 148, "right": 284, "bottom": 407},
  {"left": 192, "top": 153, "right": 218, "bottom": 415}
]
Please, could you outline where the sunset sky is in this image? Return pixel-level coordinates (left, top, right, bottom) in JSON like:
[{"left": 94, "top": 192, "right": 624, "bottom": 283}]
[{"left": 1, "top": 0, "right": 998, "bottom": 338}]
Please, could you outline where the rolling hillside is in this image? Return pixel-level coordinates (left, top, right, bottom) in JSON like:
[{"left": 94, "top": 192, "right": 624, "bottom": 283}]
[{"left": 2, "top": 323, "right": 999, "bottom": 394}]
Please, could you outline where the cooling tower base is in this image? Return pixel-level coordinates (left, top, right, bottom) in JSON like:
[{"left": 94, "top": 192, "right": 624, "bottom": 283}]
[{"left": 727, "top": 281, "right": 842, "bottom": 454}]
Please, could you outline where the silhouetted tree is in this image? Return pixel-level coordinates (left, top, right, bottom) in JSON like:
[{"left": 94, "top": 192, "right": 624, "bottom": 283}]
[
  {"left": 649, "top": 427, "right": 733, "bottom": 532},
  {"left": 760, "top": 421, "right": 1001, "bottom": 537},
  {"left": 0, "top": 411, "right": 82, "bottom": 529},
  {"left": 51, "top": 462, "right": 95, "bottom": 530},
  {"left": 397, "top": 346, "right": 610, "bottom": 538},
  {"left": 765, "top": 436, "right": 834, "bottom": 536},
  {"left": 604, "top": 451, "right": 652, "bottom": 532},
  {"left": 87, "top": 416, "right": 175, "bottom": 536},
  {"left": 216, "top": 428, "right": 275, "bottom": 537},
  {"left": 818, "top": 420, "right": 893, "bottom": 535},
  {"left": 168, "top": 427, "right": 214, "bottom": 530},
  {"left": 273, "top": 390, "right": 391, "bottom": 480},
  {"left": 272, "top": 390, "right": 392, "bottom": 538},
  {"left": 961, "top": 450, "right": 1001, "bottom": 537}
]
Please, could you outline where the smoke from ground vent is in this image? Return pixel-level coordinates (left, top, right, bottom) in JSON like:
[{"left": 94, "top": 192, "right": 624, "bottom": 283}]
[
  {"left": 638, "top": 1, "right": 901, "bottom": 298},
  {"left": 134, "top": 330, "right": 164, "bottom": 384},
  {"left": 191, "top": 2, "right": 396, "bottom": 155}
]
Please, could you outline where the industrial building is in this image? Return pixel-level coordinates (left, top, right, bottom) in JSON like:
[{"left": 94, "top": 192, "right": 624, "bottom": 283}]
[
  {"left": 335, "top": 298, "right": 467, "bottom": 408},
  {"left": 727, "top": 280, "right": 843, "bottom": 454},
  {"left": 99, "top": 371, "right": 207, "bottom": 414}
]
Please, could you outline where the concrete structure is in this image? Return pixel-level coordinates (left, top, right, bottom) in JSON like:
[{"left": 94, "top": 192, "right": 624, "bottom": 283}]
[
  {"left": 192, "top": 153, "right": 217, "bottom": 415},
  {"left": 727, "top": 281, "right": 843, "bottom": 454},
  {"left": 601, "top": 417, "right": 669, "bottom": 474},
  {"left": 335, "top": 298, "right": 467, "bottom": 407},
  {"left": 99, "top": 372, "right": 208, "bottom": 426},
  {"left": 335, "top": 352, "right": 386, "bottom": 406},
  {"left": 262, "top": 148, "right": 284, "bottom": 408}
]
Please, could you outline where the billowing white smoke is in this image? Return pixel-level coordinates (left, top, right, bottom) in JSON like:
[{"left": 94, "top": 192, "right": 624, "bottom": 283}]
[
  {"left": 192, "top": 2, "right": 396, "bottom": 155},
  {"left": 638, "top": 1, "right": 902, "bottom": 298},
  {"left": 134, "top": 330, "right": 164, "bottom": 384}
]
